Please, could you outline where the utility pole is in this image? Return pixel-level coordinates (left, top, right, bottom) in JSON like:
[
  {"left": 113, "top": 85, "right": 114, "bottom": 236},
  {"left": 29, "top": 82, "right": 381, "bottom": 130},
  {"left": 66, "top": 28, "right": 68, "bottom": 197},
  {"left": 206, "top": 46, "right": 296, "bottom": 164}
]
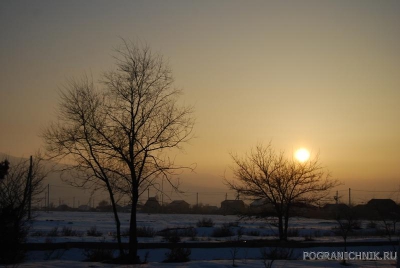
[
  {"left": 47, "top": 184, "right": 50, "bottom": 211},
  {"left": 349, "top": 188, "right": 351, "bottom": 206},
  {"left": 196, "top": 192, "right": 199, "bottom": 207},
  {"left": 161, "top": 178, "right": 164, "bottom": 206},
  {"left": 334, "top": 190, "right": 338, "bottom": 205},
  {"left": 27, "top": 156, "right": 33, "bottom": 220}
]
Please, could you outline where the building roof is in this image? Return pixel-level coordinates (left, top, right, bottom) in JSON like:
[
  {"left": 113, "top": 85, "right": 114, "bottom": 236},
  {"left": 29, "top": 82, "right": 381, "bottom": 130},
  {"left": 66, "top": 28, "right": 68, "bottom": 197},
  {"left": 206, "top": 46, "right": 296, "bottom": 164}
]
[
  {"left": 169, "top": 200, "right": 189, "bottom": 205},
  {"left": 367, "top": 199, "right": 397, "bottom": 207}
]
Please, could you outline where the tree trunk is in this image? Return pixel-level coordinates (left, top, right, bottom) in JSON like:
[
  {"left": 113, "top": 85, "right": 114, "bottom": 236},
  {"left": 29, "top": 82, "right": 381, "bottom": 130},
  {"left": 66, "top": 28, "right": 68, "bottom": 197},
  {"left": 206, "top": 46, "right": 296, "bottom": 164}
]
[
  {"left": 128, "top": 194, "right": 140, "bottom": 263},
  {"left": 283, "top": 205, "right": 290, "bottom": 241},
  {"left": 283, "top": 214, "right": 289, "bottom": 241},
  {"left": 278, "top": 214, "right": 284, "bottom": 240},
  {"left": 107, "top": 185, "right": 124, "bottom": 258}
]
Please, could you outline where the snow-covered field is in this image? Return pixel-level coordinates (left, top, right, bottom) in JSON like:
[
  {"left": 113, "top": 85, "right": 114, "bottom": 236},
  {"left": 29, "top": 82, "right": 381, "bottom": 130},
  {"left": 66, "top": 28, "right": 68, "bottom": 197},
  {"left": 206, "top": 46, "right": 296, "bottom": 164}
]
[
  {"left": 29, "top": 212, "right": 335, "bottom": 243},
  {"left": 20, "top": 211, "right": 398, "bottom": 267}
]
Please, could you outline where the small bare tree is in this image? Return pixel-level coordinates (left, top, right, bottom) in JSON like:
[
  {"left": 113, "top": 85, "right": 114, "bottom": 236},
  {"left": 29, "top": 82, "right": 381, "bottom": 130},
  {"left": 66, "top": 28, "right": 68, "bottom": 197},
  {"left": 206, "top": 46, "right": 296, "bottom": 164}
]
[
  {"left": 226, "top": 143, "right": 338, "bottom": 241},
  {"left": 42, "top": 39, "right": 195, "bottom": 263},
  {"left": 333, "top": 206, "right": 359, "bottom": 265},
  {"left": 0, "top": 154, "right": 46, "bottom": 264}
]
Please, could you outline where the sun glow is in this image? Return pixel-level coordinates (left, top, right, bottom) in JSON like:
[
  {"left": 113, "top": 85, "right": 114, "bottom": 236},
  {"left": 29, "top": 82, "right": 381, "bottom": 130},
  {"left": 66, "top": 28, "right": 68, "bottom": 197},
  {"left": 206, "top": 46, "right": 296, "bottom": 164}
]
[{"left": 295, "top": 148, "right": 310, "bottom": 163}]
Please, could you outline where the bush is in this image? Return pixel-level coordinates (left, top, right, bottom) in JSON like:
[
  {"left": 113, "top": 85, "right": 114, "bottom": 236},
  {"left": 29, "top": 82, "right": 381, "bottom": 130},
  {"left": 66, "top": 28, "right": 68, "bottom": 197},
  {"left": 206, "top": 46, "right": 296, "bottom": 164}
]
[
  {"left": 196, "top": 218, "right": 215, "bottom": 227},
  {"left": 212, "top": 224, "right": 234, "bottom": 237},
  {"left": 163, "top": 247, "right": 191, "bottom": 263},
  {"left": 159, "top": 227, "right": 197, "bottom": 242},
  {"left": 162, "top": 229, "right": 181, "bottom": 243},
  {"left": 47, "top": 227, "right": 59, "bottom": 237},
  {"left": 61, "top": 226, "right": 82, "bottom": 237},
  {"left": 179, "top": 227, "right": 197, "bottom": 239},
  {"left": 137, "top": 226, "right": 156, "bottom": 238},
  {"left": 87, "top": 226, "right": 103, "bottom": 237}
]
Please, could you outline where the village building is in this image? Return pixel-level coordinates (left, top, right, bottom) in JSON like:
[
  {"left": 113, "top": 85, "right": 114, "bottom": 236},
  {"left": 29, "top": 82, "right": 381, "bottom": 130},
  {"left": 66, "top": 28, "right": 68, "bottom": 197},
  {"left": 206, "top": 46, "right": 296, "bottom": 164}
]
[
  {"left": 220, "top": 200, "right": 245, "bottom": 215},
  {"left": 167, "top": 200, "right": 190, "bottom": 213},
  {"left": 142, "top": 197, "right": 161, "bottom": 213}
]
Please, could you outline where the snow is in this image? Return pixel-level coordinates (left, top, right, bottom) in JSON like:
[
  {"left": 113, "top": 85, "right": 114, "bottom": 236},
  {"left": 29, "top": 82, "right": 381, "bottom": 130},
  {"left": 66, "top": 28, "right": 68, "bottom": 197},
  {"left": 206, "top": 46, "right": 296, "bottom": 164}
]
[{"left": 19, "top": 211, "right": 400, "bottom": 267}]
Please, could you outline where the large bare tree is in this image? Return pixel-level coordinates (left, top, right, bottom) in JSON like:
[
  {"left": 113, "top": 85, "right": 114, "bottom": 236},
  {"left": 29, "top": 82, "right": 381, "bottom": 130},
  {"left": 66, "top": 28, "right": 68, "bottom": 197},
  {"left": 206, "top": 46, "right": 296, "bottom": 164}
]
[
  {"left": 226, "top": 143, "right": 338, "bottom": 241},
  {"left": 43, "top": 40, "right": 195, "bottom": 262}
]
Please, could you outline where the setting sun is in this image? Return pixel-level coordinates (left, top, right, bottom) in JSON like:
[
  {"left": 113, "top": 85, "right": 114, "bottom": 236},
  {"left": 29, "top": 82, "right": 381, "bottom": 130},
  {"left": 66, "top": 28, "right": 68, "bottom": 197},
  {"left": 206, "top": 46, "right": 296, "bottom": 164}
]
[{"left": 295, "top": 148, "right": 310, "bottom": 162}]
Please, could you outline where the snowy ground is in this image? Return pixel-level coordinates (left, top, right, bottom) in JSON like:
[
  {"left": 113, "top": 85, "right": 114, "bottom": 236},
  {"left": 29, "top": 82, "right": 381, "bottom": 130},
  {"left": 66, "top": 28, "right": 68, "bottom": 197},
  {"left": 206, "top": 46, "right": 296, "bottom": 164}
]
[{"left": 19, "top": 211, "right": 399, "bottom": 267}]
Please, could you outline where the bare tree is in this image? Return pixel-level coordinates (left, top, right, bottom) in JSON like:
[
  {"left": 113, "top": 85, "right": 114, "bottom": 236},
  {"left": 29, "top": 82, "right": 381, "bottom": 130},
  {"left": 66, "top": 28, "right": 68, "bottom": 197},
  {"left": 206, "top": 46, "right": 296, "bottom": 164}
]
[
  {"left": 0, "top": 153, "right": 47, "bottom": 264},
  {"left": 333, "top": 206, "right": 359, "bottom": 265},
  {"left": 226, "top": 143, "right": 338, "bottom": 241},
  {"left": 42, "top": 39, "right": 195, "bottom": 263}
]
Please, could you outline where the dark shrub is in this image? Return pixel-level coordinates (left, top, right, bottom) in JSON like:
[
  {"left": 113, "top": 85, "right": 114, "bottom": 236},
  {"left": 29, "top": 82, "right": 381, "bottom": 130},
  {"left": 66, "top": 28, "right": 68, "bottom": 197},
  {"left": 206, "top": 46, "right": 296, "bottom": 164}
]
[
  {"left": 87, "top": 226, "right": 103, "bottom": 237},
  {"left": 47, "top": 227, "right": 59, "bottom": 237},
  {"left": 162, "top": 229, "right": 181, "bottom": 243},
  {"left": 61, "top": 226, "right": 81, "bottom": 237},
  {"left": 164, "top": 247, "right": 191, "bottom": 263},
  {"left": 179, "top": 227, "right": 197, "bottom": 239},
  {"left": 212, "top": 224, "right": 234, "bottom": 237},
  {"left": 136, "top": 226, "right": 156, "bottom": 238},
  {"left": 196, "top": 217, "right": 215, "bottom": 227}
]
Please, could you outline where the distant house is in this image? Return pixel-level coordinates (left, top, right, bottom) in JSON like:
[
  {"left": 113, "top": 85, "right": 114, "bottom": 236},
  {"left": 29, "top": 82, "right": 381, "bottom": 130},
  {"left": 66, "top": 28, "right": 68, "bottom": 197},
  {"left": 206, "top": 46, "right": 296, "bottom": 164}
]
[
  {"left": 366, "top": 199, "right": 400, "bottom": 219},
  {"left": 290, "top": 202, "right": 318, "bottom": 217},
  {"left": 220, "top": 200, "right": 245, "bottom": 215},
  {"left": 142, "top": 197, "right": 161, "bottom": 213},
  {"left": 320, "top": 203, "right": 350, "bottom": 218},
  {"left": 167, "top": 200, "right": 190, "bottom": 213},
  {"left": 323, "top": 203, "right": 350, "bottom": 212},
  {"left": 203, "top": 205, "right": 219, "bottom": 214},
  {"left": 249, "top": 199, "right": 274, "bottom": 213},
  {"left": 352, "top": 204, "right": 371, "bottom": 219},
  {"left": 367, "top": 199, "right": 397, "bottom": 210}
]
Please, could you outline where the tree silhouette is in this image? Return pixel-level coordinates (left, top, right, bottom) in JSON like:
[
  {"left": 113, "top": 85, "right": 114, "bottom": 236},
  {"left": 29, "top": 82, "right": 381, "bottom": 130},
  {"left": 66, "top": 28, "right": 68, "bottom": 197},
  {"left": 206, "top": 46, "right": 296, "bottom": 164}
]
[
  {"left": 43, "top": 39, "right": 195, "bottom": 263},
  {"left": 226, "top": 143, "right": 338, "bottom": 241},
  {"left": 0, "top": 154, "right": 46, "bottom": 264},
  {"left": 0, "top": 159, "right": 9, "bottom": 180}
]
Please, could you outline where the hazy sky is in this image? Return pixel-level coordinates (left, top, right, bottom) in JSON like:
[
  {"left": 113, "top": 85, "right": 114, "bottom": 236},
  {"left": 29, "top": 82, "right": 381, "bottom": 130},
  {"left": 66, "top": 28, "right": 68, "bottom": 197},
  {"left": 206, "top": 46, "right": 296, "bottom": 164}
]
[{"left": 1, "top": 1, "right": 399, "bottom": 204}]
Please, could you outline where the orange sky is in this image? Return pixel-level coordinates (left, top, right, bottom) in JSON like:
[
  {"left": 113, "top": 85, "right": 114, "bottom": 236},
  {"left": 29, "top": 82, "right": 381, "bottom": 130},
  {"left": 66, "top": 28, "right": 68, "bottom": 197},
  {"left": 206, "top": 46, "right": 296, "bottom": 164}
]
[{"left": 1, "top": 1, "right": 399, "bottom": 205}]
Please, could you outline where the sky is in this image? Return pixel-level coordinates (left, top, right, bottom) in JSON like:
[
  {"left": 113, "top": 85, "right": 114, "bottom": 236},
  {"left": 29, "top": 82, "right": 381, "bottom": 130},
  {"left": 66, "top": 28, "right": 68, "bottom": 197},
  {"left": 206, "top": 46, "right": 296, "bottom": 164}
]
[{"left": 1, "top": 1, "right": 400, "bottom": 205}]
